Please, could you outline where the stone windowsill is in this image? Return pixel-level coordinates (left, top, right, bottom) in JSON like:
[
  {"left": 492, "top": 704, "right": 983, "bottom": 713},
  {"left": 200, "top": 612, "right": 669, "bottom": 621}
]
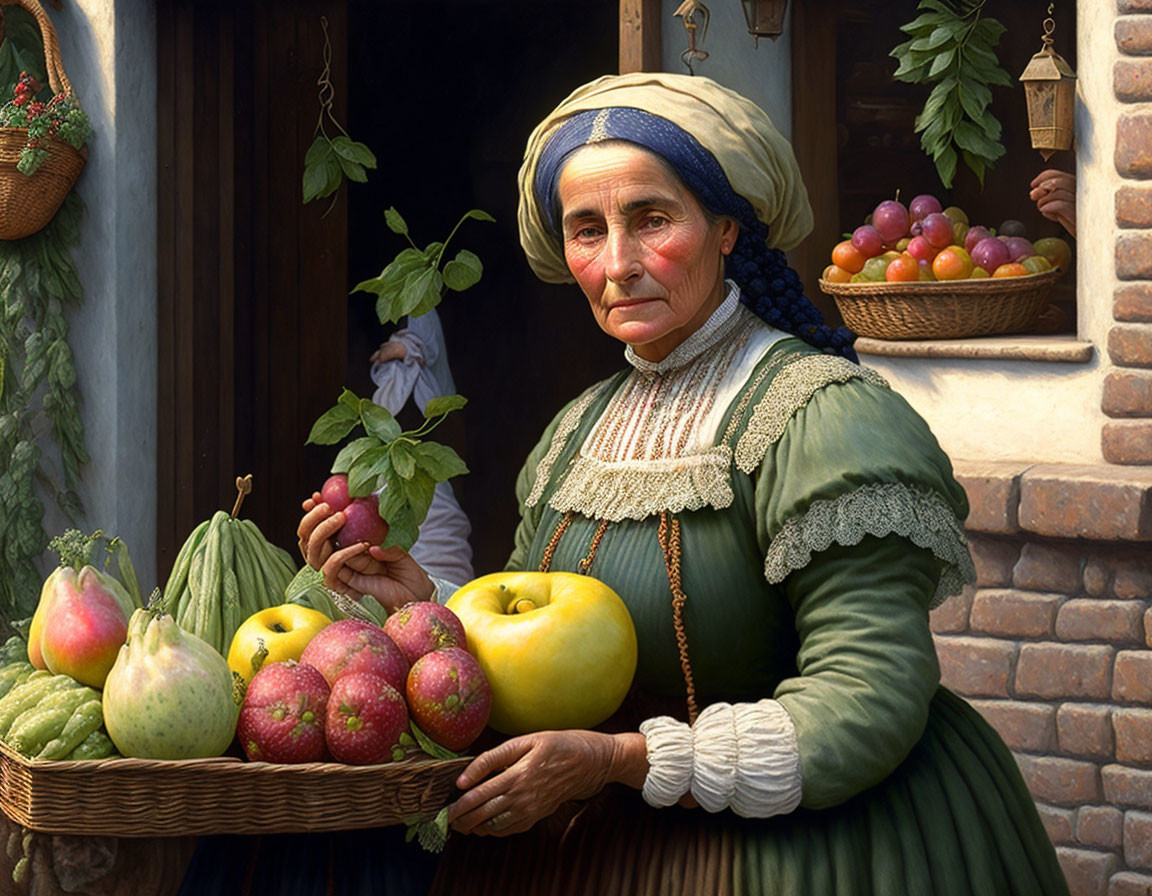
[
  {"left": 856, "top": 334, "right": 1095, "bottom": 363},
  {"left": 953, "top": 460, "right": 1152, "bottom": 542}
]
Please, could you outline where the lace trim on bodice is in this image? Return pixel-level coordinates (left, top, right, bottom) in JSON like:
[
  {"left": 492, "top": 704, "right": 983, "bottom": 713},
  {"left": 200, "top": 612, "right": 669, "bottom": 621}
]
[{"left": 763, "top": 482, "right": 977, "bottom": 607}]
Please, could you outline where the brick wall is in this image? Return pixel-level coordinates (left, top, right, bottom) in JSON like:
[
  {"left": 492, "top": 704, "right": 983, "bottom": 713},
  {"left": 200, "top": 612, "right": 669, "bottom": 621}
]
[
  {"left": 934, "top": 461, "right": 1152, "bottom": 896},
  {"left": 1108, "top": 3, "right": 1152, "bottom": 463}
]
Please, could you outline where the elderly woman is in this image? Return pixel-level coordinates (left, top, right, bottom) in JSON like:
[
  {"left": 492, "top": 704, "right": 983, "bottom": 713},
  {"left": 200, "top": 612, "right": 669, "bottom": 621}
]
[{"left": 299, "top": 73, "right": 1068, "bottom": 895}]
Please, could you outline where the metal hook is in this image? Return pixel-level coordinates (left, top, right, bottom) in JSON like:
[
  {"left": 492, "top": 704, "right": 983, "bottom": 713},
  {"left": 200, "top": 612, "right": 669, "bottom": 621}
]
[{"left": 674, "top": 0, "right": 710, "bottom": 74}]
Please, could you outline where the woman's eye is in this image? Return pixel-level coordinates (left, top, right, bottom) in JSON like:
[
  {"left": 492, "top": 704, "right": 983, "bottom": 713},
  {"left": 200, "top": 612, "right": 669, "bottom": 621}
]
[
  {"left": 573, "top": 226, "right": 602, "bottom": 241},
  {"left": 641, "top": 215, "right": 669, "bottom": 230}
]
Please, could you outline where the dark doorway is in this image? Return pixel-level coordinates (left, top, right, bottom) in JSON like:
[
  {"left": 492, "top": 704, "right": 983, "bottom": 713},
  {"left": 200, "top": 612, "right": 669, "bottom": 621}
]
[{"left": 345, "top": 0, "right": 621, "bottom": 574}]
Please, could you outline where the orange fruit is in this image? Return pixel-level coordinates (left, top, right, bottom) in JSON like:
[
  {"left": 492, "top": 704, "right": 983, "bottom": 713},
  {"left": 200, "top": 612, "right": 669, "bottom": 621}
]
[
  {"left": 831, "top": 240, "right": 867, "bottom": 274},
  {"left": 992, "top": 263, "right": 1028, "bottom": 278},
  {"left": 884, "top": 253, "right": 920, "bottom": 282},
  {"left": 932, "top": 246, "right": 975, "bottom": 281},
  {"left": 822, "top": 264, "right": 853, "bottom": 284}
]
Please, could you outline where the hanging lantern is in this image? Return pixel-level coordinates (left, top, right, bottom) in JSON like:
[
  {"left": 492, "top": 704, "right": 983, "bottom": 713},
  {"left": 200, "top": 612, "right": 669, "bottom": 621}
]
[
  {"left": 1018, "top": 4, "right": 1077, "bottom": 161},
  {"left": 739, "top": 0, "right": 788, "bottom": 46}
]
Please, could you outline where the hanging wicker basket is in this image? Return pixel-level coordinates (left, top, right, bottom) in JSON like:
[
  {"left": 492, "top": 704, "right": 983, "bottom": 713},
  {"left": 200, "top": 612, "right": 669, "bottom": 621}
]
[
  {"left": 819, "top": 268, "right": 1062, "bottom": 341},
  {"left": 0, "top": 0, "right": 87, "bottom": 241}
]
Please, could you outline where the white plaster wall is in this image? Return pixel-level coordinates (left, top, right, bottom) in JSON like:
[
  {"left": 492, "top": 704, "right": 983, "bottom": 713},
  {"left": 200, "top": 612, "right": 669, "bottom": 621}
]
[
  {"left": 38, "top": 1, "right": 158, "bottom": 589},
  {"left": 660, "top": 0, "right": 792, "bottom": 140},
  {"left": 660, "top": 0, "right": 1109, "bottom": 466}
]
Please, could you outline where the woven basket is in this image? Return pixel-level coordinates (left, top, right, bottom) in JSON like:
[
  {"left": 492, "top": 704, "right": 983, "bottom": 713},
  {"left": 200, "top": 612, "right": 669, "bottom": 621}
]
[
  {"left": 819, "top": 268, "right": 1062, "bottom": 341},
  {"left": 0, "top": 0, "right": 87, "bottom": 240},
  {"left": 0, "top": 740, "right": 470, "bottom": 837}
]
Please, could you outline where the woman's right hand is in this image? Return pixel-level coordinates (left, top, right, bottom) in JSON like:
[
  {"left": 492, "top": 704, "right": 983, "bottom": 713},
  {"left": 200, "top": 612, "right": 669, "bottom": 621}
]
[{"left": 297, "top": 493, "right": 435, "bottom": 613}]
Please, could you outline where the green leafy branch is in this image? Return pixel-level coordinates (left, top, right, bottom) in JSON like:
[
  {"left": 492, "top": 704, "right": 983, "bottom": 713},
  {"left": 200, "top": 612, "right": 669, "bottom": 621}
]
[
  {"left": 306, "top": 388, "right": 469, "bottom": 552},
  {"left": 0, "top": 193, "right": 87, "bottom": 622},
  {"left": 352, "top": 207, "right": 494, "bottom": 326},
  {"left": 47, "top": 528, "right": 142, "bottom": 607},
  {"left": 302, "top": 16, "right": 377, "bottom": 206},
  {"left": 891, "top": 0, "right": 1012, "bottom": 188}
]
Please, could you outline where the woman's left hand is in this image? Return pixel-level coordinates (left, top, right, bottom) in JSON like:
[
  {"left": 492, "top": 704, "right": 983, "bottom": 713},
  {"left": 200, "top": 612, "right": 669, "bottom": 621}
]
[{"left": 447, "top": 730, "right": 647, "bottom": 837}]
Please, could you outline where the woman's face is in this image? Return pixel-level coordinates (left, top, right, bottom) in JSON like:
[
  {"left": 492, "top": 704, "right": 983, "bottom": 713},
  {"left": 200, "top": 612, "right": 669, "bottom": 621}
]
[{"left": 557, "top": 143, "right": 738, "bottom": 363}]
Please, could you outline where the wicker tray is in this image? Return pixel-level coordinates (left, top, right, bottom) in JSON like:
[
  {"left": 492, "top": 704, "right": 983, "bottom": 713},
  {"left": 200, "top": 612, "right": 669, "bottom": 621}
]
[
  {"left": 0, "top": 739, "right": 470, "bottom": 837},
  {"left": 819, "top": 268, "right": 1062, "bottom": 340}
]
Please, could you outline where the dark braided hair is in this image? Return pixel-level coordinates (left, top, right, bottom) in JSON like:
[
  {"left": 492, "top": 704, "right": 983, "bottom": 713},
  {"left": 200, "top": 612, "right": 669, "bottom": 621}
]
[{"left": 727, "top": 224, "right": 859, "bottom": 363}]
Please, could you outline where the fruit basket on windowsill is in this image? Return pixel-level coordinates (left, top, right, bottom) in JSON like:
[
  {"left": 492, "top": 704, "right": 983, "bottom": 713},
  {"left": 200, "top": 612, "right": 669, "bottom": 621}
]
[
  {"left": 0, "top": 738, "right": 469, "bottom": 837},
  {"left": 819, "top": 268, "right": 1063, "bottom": 341}
]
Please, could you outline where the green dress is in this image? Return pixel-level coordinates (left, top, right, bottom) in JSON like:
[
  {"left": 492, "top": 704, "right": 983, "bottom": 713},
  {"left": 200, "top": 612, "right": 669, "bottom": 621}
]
[{"left": 431, "top": 303, "right": 1068, "bottom": 896}]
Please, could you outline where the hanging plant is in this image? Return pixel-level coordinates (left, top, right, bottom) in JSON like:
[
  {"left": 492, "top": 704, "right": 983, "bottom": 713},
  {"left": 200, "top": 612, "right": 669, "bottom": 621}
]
[
  {"left": 0, "top": 2, "right": 89, "bottom": 625},
  {"left": 890, "top": 0, "right": 1013, "bottom": 188},
  {"left": 0, "top": 70, "right": 91, "bottom": 175},
  {"left": 0, "top": 192, "right": 87, "bottom": 622},
  {"left": 301, "top": 15, "right": 376, "bottom": 208}
]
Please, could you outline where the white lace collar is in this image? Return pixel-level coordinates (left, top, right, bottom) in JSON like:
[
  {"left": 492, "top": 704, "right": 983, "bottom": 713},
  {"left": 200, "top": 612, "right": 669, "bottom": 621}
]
[{"left": 624, "top": 281, "right": 742, "bottom": 376}]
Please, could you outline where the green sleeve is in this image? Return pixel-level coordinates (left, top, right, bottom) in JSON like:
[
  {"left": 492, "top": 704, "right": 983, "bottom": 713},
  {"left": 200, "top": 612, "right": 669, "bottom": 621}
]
[
  {"left": 752, "top": 374, "right": 974, "bottom": 808},
  {"left": 775, "top": 534, "right": 942, "bottom": 809}
]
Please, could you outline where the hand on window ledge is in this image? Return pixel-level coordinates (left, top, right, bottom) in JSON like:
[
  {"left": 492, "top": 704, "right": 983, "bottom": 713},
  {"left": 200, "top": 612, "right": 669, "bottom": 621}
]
[{"left": 1029, "top": 169, "right": 1076, "bottom": 239}]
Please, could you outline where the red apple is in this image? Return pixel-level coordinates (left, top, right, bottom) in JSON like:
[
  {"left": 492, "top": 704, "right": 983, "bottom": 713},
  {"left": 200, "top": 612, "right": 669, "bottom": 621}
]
[
  {"left": 236, "top": 660, "right": 330, "bottom": 763},
  {"left": 334, "top": 496, "right": 390, "bottom": 550},
  {"left": 850, "top": 225, "right": 884, "bottom": 259},
  {"left": 326, "top": 672, "right": 409, "bottom": 765},
  {"left": 382, "top": 601, "right": 468, "bottom": 666},
  {"left": 321, "top": 474, "right": 352, "bottom": 512},
  {"left": 406, "top": 647, "right": 491, "bottom": 752},
  {"left": 299, "top": 618, "right": 409, "bottom": 693}
]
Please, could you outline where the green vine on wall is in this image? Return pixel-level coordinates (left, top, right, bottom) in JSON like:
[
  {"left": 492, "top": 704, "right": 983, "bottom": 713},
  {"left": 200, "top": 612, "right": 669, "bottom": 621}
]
[
  {"left": 0, "top": 194, "right": 86, "bottom": 620},
  {"left": 0, "top": 11, "right": 87, "bottom": 623}
]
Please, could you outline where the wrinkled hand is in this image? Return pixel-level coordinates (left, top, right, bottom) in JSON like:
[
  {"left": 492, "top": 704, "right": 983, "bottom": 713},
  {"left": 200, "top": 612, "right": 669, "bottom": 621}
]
[
  {"left": 447, "top": 730, "right": 648, "bottom": 837},
  {"left": 297, "top": 493, "right": 434, "bottom": 613},
  {"left": 1030, "top": 169, "right": 1076, "bottom": 238},
  {"left": 370, "top": 340, "right": 408, "bottom": 365}
]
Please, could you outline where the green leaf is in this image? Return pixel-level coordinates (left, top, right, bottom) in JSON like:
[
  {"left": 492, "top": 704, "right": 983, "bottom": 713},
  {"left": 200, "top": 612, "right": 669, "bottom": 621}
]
[
  {"left": 338, "top": 389, "right": 362, "bottom": 413},
  {"left": 405, "top": 718, "right": 458, "bottom": 760},
  {"left": 414, "top": 442, "right": 469, "bottom": 482},
  {"left": 898, "top": 11, "right": 949, "bottom": 35},
  {"left": 379, "top": 505, "right": 420, "bottom": 553},
  {"left": 361, "top": 402, "right": 402, "bottom": 442},
  {"left": 953, "top": 119, "right": 1002, "bottom": 159},
  {"left": 401, "top": 469, "right": 437, "bottom": 524},
  {"left": 961, "top": 150, "right": 987, "bottom": 187},
  {"left": 397, "top": 267, "right": 440, "bottom": 318},
  {"left": 348, "top": 444, "right": 388, "bottom": 496},
  {"left": 306, "top": 403, "right": 359, "bottom": 445},
  {"left": 390, "top": 440, "right": 416, "bottom": 479},
  {"left": 934, "top": 144, "right": 958, "bottom": 188},
  {"left": 421, "top": 241, "right": 445, "bottom": 263},
  {"left": 302, "top": 160, "right": 331, "bottom": 204},
  {"left": 384, "top": 207, "right": 409, "bottom": 235},
  {"left": 973, "top": 17, "right": 1006, "bottom": 45},
  {"left": 460, "top": 209, "right": 495, "bottom": 224},
  {"left": 927, "top": 47, "right": 956, "bottom": 79},
  {"left": 332, "top": 436, "right": 378, "bottom": 475},
  {"left": 304, "top": 135, "right": 332, "bottom": 168},
  {"left": 331, "top": 136, "right": 378, "bottom": 169},
  {"left": 336, "top": 156, "right": 368, "bottom": 184},
  {"left": 424, "top": 394, "right": 467, "bottom": 417},
  {"left": 442, "top": 249, "right": 483, "bottom": 292}
]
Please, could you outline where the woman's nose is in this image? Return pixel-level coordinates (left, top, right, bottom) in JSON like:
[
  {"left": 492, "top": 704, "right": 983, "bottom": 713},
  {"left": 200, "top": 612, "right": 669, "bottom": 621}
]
[{"left": 603, "top": 229, "right": 643, "bottom": 283}]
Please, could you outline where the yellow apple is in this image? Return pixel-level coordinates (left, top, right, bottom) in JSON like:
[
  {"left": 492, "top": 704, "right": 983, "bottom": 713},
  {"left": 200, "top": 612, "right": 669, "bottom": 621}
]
[
  {"left": 227, "top": 604, "right": 332, "bottom": 686},
  {"left": 446, "top": 571, "right": 637, "bottom": 735}
]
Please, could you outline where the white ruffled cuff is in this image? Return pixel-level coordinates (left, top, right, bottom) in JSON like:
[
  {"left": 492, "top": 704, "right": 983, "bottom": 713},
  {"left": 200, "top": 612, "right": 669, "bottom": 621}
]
[{"left": 639, "top": 699, "right": 803, "bottom": 818}]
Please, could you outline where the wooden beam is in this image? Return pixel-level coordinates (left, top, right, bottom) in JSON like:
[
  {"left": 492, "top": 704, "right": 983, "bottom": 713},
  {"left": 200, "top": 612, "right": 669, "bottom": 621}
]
[{"left": 619, "top": 0, "right": 661, "bottom": 74}]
